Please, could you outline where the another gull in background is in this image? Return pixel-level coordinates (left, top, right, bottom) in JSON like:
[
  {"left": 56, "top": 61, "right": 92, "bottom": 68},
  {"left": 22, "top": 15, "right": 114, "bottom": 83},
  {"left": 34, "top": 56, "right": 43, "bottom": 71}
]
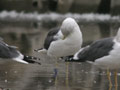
[
  {"left": 0, "top": 37, "right": 40, "bottom": 64},
  {"left": 66, "top": 28, "right": 120, "bottom": 89}
]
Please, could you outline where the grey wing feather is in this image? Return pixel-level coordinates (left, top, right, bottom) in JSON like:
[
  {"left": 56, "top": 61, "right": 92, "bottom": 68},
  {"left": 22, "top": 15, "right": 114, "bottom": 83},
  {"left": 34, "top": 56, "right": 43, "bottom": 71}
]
[
  {"left": 0, "top": 40, "right": 19, "bottom": 58},
  {"left": 77, "top": 37, "right": 114, "bottom": 62},
  {"left": 44, "top": 28, "right": 60, "bottom": 50}
]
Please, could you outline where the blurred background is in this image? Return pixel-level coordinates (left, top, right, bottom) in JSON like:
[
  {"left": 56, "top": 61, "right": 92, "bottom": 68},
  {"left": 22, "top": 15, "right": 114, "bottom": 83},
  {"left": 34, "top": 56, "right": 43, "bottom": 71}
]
[
  {"left": 0, "top": 0, "right": 120, "bottom": 90},
  {"left": 0, "top": 0, "right": 120, "bottom": 14}
]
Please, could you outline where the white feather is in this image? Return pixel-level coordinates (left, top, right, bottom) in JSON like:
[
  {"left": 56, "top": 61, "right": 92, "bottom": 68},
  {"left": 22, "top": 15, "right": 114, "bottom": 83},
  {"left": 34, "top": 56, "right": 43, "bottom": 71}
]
[
  {"left": 54, "top": 30, "right": 64, "bottom": 40},
  {"left": 12, "top": 52, "right": 28, "bottom": 64}
]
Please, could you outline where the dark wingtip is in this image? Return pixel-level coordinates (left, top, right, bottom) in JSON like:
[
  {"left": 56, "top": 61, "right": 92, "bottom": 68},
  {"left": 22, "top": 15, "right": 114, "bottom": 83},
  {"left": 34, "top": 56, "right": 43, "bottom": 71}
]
[
  {"left": 61, "top": 56, "right": 75, "bottom": 62},
  {"left": 65, "top": 59, "right": 80, "bottom": 62},
  {"left": 23, "top": 55, "right": 41, "bottom": 65},
  {"left": 64, "top": 57, "right": 80, "bottom": 62}
]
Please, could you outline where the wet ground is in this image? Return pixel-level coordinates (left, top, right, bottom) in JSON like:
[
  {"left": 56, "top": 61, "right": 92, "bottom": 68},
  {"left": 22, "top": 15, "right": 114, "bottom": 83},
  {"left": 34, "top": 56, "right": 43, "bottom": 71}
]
[{"left": 0, "top": 12, "right": 120, "bottom": 90}]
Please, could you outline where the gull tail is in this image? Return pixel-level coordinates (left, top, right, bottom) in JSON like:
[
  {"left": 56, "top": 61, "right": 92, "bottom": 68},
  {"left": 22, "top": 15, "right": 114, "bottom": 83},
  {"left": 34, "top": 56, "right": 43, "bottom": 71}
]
[
  {"left": 23, "top": 55, "right": 41, "bottom": 65},
  {"left": 65, "top": 55, "right": 80, "bottom": 62},
  {"left": 13, "top": 55, "right": 41, "bottom": 65}
]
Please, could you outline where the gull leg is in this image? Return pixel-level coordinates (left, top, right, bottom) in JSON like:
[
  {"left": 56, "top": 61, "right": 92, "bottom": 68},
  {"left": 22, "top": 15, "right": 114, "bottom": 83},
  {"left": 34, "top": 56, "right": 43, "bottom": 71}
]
[
  {"left": 55, "top": 58, "right": 58, "bottom": 87},
  {"left": 114, "top": 69, "right": 118, "bottom": 90},
  {"left": 66, "top": 62, "right": 69, "bottom": 88},
  {"left": 107, "top": 68, "right": 112, "bottom": 90}
]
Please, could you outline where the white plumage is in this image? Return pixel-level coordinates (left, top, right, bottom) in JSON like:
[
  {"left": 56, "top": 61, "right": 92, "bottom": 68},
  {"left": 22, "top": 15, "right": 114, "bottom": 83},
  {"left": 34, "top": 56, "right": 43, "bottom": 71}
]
[
  {"left": 36, "top": 17, "right": 83, "bottom": 58},
  {"left": 47, "top": 18, "right": 82, "bottom": 57}
]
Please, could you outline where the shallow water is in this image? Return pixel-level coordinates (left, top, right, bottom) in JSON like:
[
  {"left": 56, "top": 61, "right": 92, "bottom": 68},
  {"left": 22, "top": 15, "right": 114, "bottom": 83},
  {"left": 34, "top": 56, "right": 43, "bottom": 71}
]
[{"left": 0, "top": 12, "right": 120, "bottom": 90}]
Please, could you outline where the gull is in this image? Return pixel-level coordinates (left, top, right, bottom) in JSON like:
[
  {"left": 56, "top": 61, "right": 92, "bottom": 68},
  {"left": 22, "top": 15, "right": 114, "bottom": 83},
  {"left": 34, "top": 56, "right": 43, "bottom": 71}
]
[
  {"left": 0, "top": 37, "right": 40, "bottom": 64},
  {"left": 66, "top": 28, "right": 120, "bottom": 90}
]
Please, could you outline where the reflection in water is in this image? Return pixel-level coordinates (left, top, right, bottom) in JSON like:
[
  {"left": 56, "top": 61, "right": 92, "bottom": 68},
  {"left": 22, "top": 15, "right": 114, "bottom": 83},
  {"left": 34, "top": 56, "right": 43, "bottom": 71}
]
[
  {"left": 0, "top": 21, "right": 120, "bottom": 90},
  {"left": 23, "top": 74, "right": 56, "bottom": 90}
]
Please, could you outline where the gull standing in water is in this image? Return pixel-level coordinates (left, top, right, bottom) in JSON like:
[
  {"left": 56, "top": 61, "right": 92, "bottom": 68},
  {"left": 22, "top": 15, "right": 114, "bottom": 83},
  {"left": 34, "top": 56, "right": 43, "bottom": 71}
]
[
  {"left": 35, "top": 17, "right": 82, "bottom": 57},
  {"left": 0, "top": 37, "right": 40, "bottom": 64},
  {"left": 35, "top": 17, "right": 83, "bottom": 86},
  {"left": 66, "top": 28, "right": 120, "bottom": 90}
]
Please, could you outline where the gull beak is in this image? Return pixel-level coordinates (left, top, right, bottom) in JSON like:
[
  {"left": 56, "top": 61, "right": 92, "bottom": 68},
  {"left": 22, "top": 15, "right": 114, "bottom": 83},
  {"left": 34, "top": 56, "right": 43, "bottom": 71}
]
[{"left": 62, "top": 35, "right": 66, "bottom": 40}]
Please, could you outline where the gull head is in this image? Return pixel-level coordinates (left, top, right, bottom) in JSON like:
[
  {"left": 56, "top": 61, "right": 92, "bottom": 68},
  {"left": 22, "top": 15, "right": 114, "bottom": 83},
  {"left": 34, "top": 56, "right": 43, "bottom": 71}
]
[{"left": 60, "top": 17, "right": 79, "bottom": 37}]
